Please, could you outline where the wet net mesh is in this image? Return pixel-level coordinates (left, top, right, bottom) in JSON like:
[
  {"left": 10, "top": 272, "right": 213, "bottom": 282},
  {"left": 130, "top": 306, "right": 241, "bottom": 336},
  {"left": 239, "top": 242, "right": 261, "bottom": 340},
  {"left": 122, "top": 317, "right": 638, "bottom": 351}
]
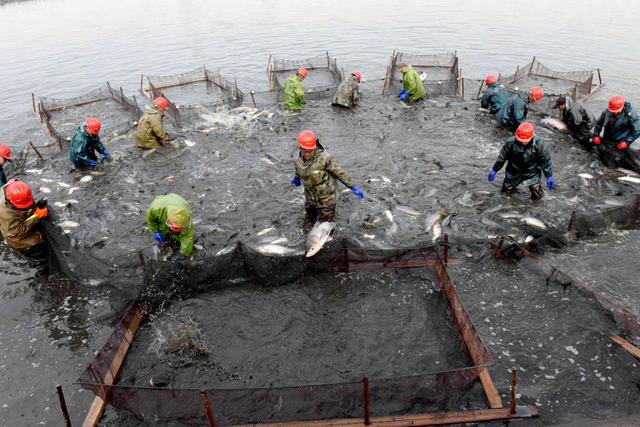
[
  {"left": 268, "top": 53, "right": 343, "bottom": 96},
  {"left": 78, "top": 243, "right": 494, "bottom": 425},
  {"left": 384, "top": 51, "right": 461, "bottom": 97}
]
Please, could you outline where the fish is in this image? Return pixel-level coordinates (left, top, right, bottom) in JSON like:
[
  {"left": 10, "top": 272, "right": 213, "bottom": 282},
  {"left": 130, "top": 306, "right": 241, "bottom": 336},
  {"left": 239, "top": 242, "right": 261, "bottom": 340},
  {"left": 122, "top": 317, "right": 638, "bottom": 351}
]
[
  {"left": 385, "top": 222, "right": 398, "bottom": 237},
  {"left": 59, "top": 220, "right": 80, "bottom": 228},
  {"left": 40, "top": 178, "right": 54, "bottom": 183},
  {"left": 255, "top": 244, "right": 298, "bottom": 256},
  {"left": 67, "top": 187, "right": 80, "bottom": 195},
  {"left": 53, "top": 202, "right": 67, "bottom": 208},
  {"left": 432, "top": 222, "right": 442, "bottom": 242},
  {"left": 260, "top": 157, "right": 275, "bottom": 166},
  {"left": 521, "top": 217, "right": 547, "bottom": 230},
  {"left": 80, "top": 176, "right": 93, "bottom": 184},
  {"left": 525, "top": 235, "right": 535, "bottom": 243},
  {"left": 39, "top": 187, "right": 51, "bottom": 193},
  {"left": 267, "top": 237, "right": 289, "bottom": 245},
  {"left": 305, "top": 221, "right": 336, "bottom": 257},
  {"left": 363, "top": 234, "right": 376, "bottom": 239},
  {"left": 88, "top": 170, "right": 105, "bottom": 176},
  {"left": 395, "top": 205, "right": 421, "bottom": 216},
  {"left": 425, "top": 209, "right": 447, "bottom": 232},
  {"left": 381, "top": 176, "right": 392, "bottom": 183},
  {"left": 184, "top": 139, "right": 196, "bottom": 147},
  {"left": 383, "top": 210, "right": 394, "bottom": 222},
  {"left": 618, "top": 176, "right": 640, "bottom": 185},
  {"left": 477, "top": 107, "right": 491, "bottom": 113},
  {"left": 577, "top": 173, "right": 595, "bottom": 180},
  {"left": 215, "top": 246, "right": 235, "bottom": 256},
  {"left": 56, "top": 182, "right": 71, "bottom": 188},
  {"left": 25, "top": 169, "right": 43, "bottom": 175},
  {"left": 257, "top": 226, "right": 275, "bottom": 236},
  {"left": 617, "top": 167, "right": 639, "bottom": 176},
  {"left": 142, "top": 148, "right": 156, "bottom": 158},
  {"left": 541, "top": 117, "right": 568, "bottom": 131}
]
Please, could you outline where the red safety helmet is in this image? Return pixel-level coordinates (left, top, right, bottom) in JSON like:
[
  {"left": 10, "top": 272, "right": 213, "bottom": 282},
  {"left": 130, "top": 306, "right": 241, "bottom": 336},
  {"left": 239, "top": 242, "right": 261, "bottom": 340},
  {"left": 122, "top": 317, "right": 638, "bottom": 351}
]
[
  {"left": 5, "top": 180, "right": 34, "bottom": 209},
  {"left": 529, "top": 87, "right": 544, "bottom": 102},
  {"left": 608, "top": 95, "right": 625, "bottom": 113},
  {"left": 85, "top": 117, "right": 101, "bottom": 135},
  {"left": 351, "top": 71, "right": 362, "bottom": 82},
  {"left": 297, "top": 67, "right": 308, "bottom": 78},
  {"left": 515, "top": 121, "right": 535, "bottom": 143},
  {"left": 485, "top": 75, "right": 497, "bottom": 85},
  {"left": 0, "top": 144, "right": 11, "bottom": 161},
  {"left": 154, "top": 96, "right": 169, "bottom": 111},
  {"left": 297, "top": 130, "right": 317, "bottom": 150}
]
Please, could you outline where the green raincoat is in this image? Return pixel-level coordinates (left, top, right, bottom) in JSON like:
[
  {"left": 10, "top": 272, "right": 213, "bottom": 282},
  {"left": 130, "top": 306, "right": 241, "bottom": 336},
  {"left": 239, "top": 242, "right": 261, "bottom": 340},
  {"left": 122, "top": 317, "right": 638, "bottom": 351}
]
[
  {"left": 145, "top": 193, "right": 194, "bottom": 256},
  {"left": 283, "top": 75, "right": 305, "bottom": 111},
  {"left": 401, "top": 66, "right": 425, "bottom": 101}
]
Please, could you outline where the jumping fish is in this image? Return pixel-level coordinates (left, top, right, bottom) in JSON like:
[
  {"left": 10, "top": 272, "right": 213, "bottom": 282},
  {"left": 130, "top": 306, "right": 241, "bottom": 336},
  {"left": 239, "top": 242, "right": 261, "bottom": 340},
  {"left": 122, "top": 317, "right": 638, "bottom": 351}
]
[
  {"left": 305, "top": 221, "right": 336, "bottom": 257},
  {"left": 257, "top": 226, "right": 275, "bottom": 236},
  {"left": 541, "top": 117, "right": 568, "bottom": 131},
  {"left": 521, "top": 217, "right": 547, "bottom": 230},
  {"left": 617, "top": 176, "right": 640, "bottom": 185}
]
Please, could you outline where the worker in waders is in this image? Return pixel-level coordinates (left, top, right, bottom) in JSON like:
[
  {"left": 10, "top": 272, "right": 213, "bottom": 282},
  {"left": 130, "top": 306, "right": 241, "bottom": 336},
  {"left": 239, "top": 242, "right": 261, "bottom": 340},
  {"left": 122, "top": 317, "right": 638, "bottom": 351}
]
[
  {"left": 496, "top": 87, "right": 544, "bottom": 131},
  {"left": 397, "top": 63, "right": 425, "bottom": 102},
  {"left": 0, "top": 180, "right": 49, "bottom": 259},
  {"left": 291, "top": 130, "right": 364, "bottom": 229},
  {"left": 332, "top": 71, "right": 362, "bottom": 109},
  {"left": 0, "top": 144, "right": 12, "bottom": 186},
  {"left": 146, "top": 193, "right": 194, "bottom": 260},
  {"left": 69, "top": 118, "right": 110, "bottom": 169},
  {"left": 488, "top": 122, "right": 554, "bottom": 200},
  {"left": 283, "top": 68, "right": 308, "bottom": 111},
  {"left": 136, "top": 97, "right": 174, "bottom": 149},
  {"left": 555, "top": 95, "right": 595, "bottom": 148},
  {"left": 592, "top": 95, "right": 640, "bottom": 171},
  {"left": 480, "top": 75, "right": 508, "bottom": 115}
]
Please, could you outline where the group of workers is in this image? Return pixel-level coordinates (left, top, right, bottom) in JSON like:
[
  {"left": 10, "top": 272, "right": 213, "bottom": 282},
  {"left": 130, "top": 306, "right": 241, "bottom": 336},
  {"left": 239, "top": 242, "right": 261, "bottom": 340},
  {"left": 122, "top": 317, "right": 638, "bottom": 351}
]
[{"left": 1, "top": 66, "right": 638, "bottom": 261}]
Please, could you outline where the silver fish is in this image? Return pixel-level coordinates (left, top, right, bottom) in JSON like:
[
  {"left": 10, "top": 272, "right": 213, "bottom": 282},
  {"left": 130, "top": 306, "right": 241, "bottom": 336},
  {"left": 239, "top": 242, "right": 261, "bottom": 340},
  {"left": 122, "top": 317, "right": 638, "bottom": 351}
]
[
  {"left": 257, "top": 226, "right": 275, "bottom": 236},
  {"left": 25, "top": 169, "right": 43, "bottom": 175},
  {"left": 381, "top": 176, "right": 392, "bottom": 183},
  {"left": 425, "top": 209, "right": 447, "bottom": 232},
  {"left": 184, "top": 139, "right": 196, "bottom": 147},
  {"left": 260, "top": 157, "right": 275, "bottom": 166},
  {"left": 432, "top": 222, "right": 442, "bottom": 242},
  {"left": 618, "top": 176, "right": 640, "bottom": 185},
  {"left": 56, "top": 182, "right": 71, "bottom": 188},
  {"left": 577, "top": 173, "right": 595, "bottom": 180},
  {"left": 80, "top": 176, "right": 93, "bottom": 184},
  {"left": 395, "top": 205, "right": 421, "bottom": 216},
  {"left": 67, "top": 187, "right": 80, "bottom": 195},
  {"left": 39, "top": 187, "right": 51, "bottom": 194},
  {"left": 521, "top": 217, "right": 547, "bottom": 230},
  {"left": 383, "top": 210, "right": 394, "bottom": 222},
  {"left": 305, "top": 221, "right": 335, "bottom": 257},
  {"left": 363, "top": 234, "right": 376, "bottom": 239},
  {"left": 541, "top": 117, "right": 568, "bottom": 131},
  {"left": 267, "top": 236, "right": 289, "bottom": 245},
  {"left": 255, "top": 244, "right": 298, "bottom": 256},
  {"left": 59, "top": 220, "right": 80, "bottom": 228}
]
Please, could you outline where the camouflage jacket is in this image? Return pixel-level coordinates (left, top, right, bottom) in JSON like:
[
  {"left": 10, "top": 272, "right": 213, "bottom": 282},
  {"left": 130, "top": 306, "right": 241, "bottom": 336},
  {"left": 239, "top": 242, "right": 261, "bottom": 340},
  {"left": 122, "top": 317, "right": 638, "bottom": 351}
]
[
  {"left": 0, "top": 184, "right": 44, "bottom": 249},
  {"left": 294, "top": 149, "right": 354, "bottom": 208},
  {"left": 332, "top": 75, "right": 360, "bottom": 108},
  {"left": 136, "top": 106, "right": 171, "bottom": 149}
]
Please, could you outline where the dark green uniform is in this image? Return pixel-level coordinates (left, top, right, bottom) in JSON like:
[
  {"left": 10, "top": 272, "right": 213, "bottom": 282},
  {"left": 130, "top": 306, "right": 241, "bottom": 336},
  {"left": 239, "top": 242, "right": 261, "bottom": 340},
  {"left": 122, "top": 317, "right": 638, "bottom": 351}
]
[
  {"left": 0, "top": 166, "right": 6, "bottom": 187},
  {"left": 497, "top": 93, "right": 529, "bottom": 131},
  {"left": 480, "top": 83, "right": 508, "bottom": 114},
  {"left": 560, "top": 99, "right": 595, "bottom": 143},
  {"left": 492, "top": 136, "right": 553, "bottom": 200},
  {"left": 293, "top": 148, "right": 354, "bottom": 225},
  {"left": 593, "top": 102, "right": 640, "bottom": 171},
  {"left": 69, "top": 126, "right": 106, "bottom": 168},
  {"left": 331, "top": 75, "right": 360, "bottom": 108}
]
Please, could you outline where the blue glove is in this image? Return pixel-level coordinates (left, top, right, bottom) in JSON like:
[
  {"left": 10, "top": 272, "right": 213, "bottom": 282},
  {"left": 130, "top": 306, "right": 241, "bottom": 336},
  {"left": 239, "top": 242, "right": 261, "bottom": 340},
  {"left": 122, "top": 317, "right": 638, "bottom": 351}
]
[
  {"left": 169, "top": 134, "right": 177, "bottom": 141},
  {"left": 86, "top": 159, "right": 97, "bottom": 168},
  {"left": 102, "top": 149, "right": 110, "bottom": 159},
  {"left": 153, "top": 231, "right": 164, "bottom": 243},
  {"left": 547, "top": 176, "right": 555, "bottom": 190},
  {"left": 399, "top": 90, "right": 409, "bottom": 101},
  {"left": 351, "top": 186, "right": 364, "bottom": 199},
  {"left": 398, "top": 89, "right": 406, "bottom": 97},
  {"left": 291, "top": 177, "right": 301, "bottom": 186},
  {"left": 487, "top": 169, "right": 496, "bottom": 183}
]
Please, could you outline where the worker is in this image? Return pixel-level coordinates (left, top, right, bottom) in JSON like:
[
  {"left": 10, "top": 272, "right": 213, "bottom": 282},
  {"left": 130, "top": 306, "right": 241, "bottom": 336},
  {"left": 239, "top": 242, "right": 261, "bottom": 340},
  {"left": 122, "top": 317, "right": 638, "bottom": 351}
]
[
  {"left": 0, "top": 144, "right": 11, "bottom": 186},
  {"left": 0, "top": 180, "right": 49, "bottom": 259},
  {"left": 480, "top": 75, "right": 508, "bottom": 114},
  {"left": 146, "top": 193, "right": 194, "bottom": 259},
  {"left": 592, "top": 95, "right": 640, "bottom": 171},
  {"left": 332, "top": 71, "right": 362, "bottom": 109},
  {"left": 69, "top": 117, "right": 109, "bottom": 169},
  {"left": 283, "top": 68, "right": 308, "bottom": 111},
  {"left": 291, "top": 130, "right": 364, "bottom": 228},
  {"left": 397, "top": 63, "right": 425, "bottom": 102},
  {"left": 136, "top": 97, "right": 173, "bottom": 149},
  {"left": 488, "top": 122, "right": 554, "bottom": 200},
  {"left": 496, "top": 87, "right": 544, "bottom": 131},
  {"left": 555, "top": 95, "right": 595, "bottom": 147}
]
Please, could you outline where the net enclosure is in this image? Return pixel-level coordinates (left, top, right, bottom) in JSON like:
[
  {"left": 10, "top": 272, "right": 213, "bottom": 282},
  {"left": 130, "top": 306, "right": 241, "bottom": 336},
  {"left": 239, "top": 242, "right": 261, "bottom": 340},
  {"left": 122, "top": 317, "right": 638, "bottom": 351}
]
[
  {"left": 140, "top": 66, "right": 244, "bottom": 126},
  {"left": 77, "top": 243, "right": 538, "bottom": 426},
  {"left": 267, "top": 52, "right": 344, "bottom": 99},
  {"left": 32, "top": 82, "right": 142, "bottom": 150},
  {"left": 383, "top": 51, "right": 463, "bottom": 98}
]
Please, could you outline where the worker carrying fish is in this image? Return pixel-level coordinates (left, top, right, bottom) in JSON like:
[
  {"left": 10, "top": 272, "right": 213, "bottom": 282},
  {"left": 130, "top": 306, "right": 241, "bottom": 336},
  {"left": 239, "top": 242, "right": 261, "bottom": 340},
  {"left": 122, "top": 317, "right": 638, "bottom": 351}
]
[
  {"left": 488, "top": 122, "right": 554, "bottom": 200},
  {"left": 592, "top": 95, "right": 640, "bottom": 171},
  {"left": 136, "top": 97, "right": 174, "bottom": 149},
  {"left": 480, "top": 75, "right": 508, "bottom": 114},
  {"left": 555, "top": 95, "right": 595, "bottom": 147},
  {"left": 69, "top": 117, "right": 110, "bottom": 169},
  {"left": 0, "top": 144, "right": 12, "bottom": 186},
  {"left": 291, "top": 130, "right": 364, "bottom": 229},
  {"left": 331, "top": 71, "right": 362, "bottom": 109},
  {"left": 146, "top": 193, "right": 194, "bottom": 260},
  {"left": 397, "top": 63, "right": 425, "bottom": 102},
  {"left": 0, "top": 180, "right": 49, "bottom": 259},
  {"left": 283, "top": 67, "right": 308, "bottom": 111},
  {"left": 496, "top": 87, "right": 544, "bottom": 131}
]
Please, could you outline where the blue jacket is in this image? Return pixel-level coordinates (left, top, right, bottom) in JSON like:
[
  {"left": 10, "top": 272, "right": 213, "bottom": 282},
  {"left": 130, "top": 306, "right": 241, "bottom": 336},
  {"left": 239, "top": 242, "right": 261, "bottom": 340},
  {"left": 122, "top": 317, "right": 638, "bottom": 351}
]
[
  {"left": 492, "top": 135, "right": 553, "bottom": 184},
  {"left": 497, "top": 93, "right": 529, "bottom": 131},
  {"left": 481, "top": 83, "right": 508, "bottom": 114},
  {"left": 69, "top": 126, "right": 105, "bottom": 168},
  {"left": 593, "top": 102, "right": 640, "bottom": 145}
]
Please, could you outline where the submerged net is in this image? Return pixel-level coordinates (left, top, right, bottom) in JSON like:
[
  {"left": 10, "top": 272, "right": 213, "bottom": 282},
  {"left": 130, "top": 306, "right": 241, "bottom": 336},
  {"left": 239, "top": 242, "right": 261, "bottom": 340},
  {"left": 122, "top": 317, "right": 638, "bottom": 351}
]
[
  {"left": 268, "top": 53, "right": 343, "bottom": 96},
  {"left": 385, "top": 51, "right": 461, "bottom": 97}
]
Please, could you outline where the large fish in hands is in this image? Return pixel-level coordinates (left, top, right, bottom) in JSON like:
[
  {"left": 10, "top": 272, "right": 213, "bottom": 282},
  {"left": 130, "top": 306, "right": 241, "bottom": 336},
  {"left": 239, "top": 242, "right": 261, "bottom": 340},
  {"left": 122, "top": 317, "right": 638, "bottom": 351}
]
[{"left": 305, "top": 221, "right": 336, "bottom": 257}]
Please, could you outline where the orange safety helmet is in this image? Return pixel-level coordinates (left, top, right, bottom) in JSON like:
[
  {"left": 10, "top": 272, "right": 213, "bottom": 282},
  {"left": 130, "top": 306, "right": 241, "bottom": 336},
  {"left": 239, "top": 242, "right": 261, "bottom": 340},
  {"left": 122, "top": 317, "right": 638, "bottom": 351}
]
[
  {"left": 297, "top": 67, "right": 308, "bottom": 78},
  {"left": 154, "top": 96, "right": 169, "bottom": 111},
  {"left": 515, "top": 121, "right": 535, "bottom": 143},
  {"left": 529, "top": 87, "right": 544, "bottom": 102},
  {"left": 608, "top": 95, "right": 625, "bottom": 113},
  {"left": 5, "top": 180, "right": 34, "bottom": 209},
  {"left": 0, "top": 143, "right": 11, "bottom": 161},
  {"left": 297, "top": 130, "right": 317, "bottom": 150},
  {"left": 85, "top": 117, "right": 101, "bottom": 135},
  {"left": 351, "top": 71, "right": 362, "bottom": 82},
  {"left": 485, "top": 75, "right": 497, "bottom": 85}
]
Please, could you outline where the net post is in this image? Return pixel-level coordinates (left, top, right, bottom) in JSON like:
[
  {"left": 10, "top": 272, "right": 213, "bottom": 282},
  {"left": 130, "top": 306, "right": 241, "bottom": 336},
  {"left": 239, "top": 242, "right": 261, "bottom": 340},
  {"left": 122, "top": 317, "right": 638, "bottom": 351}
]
[
  {"left": 106, "top": 81, "right": 113, "bottom": 96},
  {"left": 475, "top": 78, "right": 484, "bottom": 100},
  {"left": 508, "top": 368, "right": 518, "bottom": 415},
  {"left": 201, "top": 389, "right": 217, "bottom": 427},
  {"left": 362, "top": 376, "right": 370, "bottom": 425},
  {"left": 56, "top": 385, "right": 72, "bottom": 427},
  {"left": 250, "top": 91, "right": 257, "bottom": 107},
  {"left": 32, "top": 93, "right": 39, "bottom": 119},
  {"left": 443, "top": 233, "right": 449, "bottom": 265},
  {"left": 140, "top": 74, "right": 144, "bottom": 93},
  {"left": 597, "top": 68, "right": 602, "bottom": 85},
  {"left": 460, "top": 69, "right": 464, "bottom": 99},
  {"left": 528, "top": 57, "right": 536, "bottom": 75},
  {"left": 511, "top": 66, "right": 519, "bottom": 84},
  {"left": 29, "top": 142, "right": 44, "bottom": 160}
]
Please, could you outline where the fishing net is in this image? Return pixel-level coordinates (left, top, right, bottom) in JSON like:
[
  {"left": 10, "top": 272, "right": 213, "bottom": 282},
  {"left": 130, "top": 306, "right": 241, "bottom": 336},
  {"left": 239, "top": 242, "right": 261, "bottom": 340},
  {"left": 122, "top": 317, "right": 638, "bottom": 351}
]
[
  {"left": 268, "top": 53, "right": 343, "bottom": 98},
  {"left": 383, "top": 51, "right": 462, "bottom": 98}
]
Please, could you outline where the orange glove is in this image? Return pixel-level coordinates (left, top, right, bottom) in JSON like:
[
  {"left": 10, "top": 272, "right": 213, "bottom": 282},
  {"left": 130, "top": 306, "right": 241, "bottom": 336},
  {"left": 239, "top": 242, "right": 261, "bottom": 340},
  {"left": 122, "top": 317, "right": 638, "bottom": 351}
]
[
  {"left": 617, "top": 141, "right": 629, "bottom": 151},
  {"left": 35, "top": 206, "right": 48, "bottom": 219}
]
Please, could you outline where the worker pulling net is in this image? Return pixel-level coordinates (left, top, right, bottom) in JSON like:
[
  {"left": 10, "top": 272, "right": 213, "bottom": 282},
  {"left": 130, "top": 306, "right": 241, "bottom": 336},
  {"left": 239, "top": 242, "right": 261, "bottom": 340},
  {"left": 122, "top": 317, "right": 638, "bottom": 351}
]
[
  {"left": 268, "top": 52, "right": 343, "bottom": 98},
  {"left": 384, "top": 51, "right": 461, "bottom": 98}
]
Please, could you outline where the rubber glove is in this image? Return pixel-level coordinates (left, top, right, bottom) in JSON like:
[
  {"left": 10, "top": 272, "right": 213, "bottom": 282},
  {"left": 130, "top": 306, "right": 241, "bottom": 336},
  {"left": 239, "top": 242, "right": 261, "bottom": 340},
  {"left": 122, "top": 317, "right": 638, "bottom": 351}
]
[
  {"left": 351, "top": 186, "right": 364, "bottom": 199},
  {"left": 547, "top": 176, "right": 555, "bottom": 190},
  {"left": 102, "top": 149, "right": 110, "bottom": 159},
  {"left": 617, "top": 141, "right": 629, "bottom": 151},
  {"left": 153, "top": 231, "right": 164, "bottom": 244},
  {"left": 169, "top": 134, "right": 177, "bottom": 141},
  {"left": 35, "top": 206, "right": 48, "bottom": 219},
  {"left": 398, "top": 89, "right": 406, "bottom": 98},
  {"left": 487, "top": 169, "right": 497, "bottom": 183},
  {"left": 291, "top": 177, "right": 301, "bottom": 186},
  {"left": 399, "top": 91, "right": 410, "bottom": 101},
  {"left": 592, "top": 136, "right": 601, "bottom": 145},
  {"left": 86, "top": 159, "right": 97, "bottom": 168}
]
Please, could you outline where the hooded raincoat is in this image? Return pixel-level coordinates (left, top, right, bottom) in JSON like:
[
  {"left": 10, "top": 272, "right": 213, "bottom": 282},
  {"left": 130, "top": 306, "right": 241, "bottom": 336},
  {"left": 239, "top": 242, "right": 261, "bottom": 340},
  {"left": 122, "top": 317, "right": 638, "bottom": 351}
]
[
  {"left": 136, "top": 106, "right": 171, "bottom": 149},
  {"left": 283, "top": 75, "right": 305, "bottom": 111},
  {"left": 145, "top": 193, "right": 194, "bottom": 256},
  {"left": 401, "top": 66, "right": 425, "bottom": 101},
  {"left": 69, "top": 126, "right": 106, "bottom": 168}
]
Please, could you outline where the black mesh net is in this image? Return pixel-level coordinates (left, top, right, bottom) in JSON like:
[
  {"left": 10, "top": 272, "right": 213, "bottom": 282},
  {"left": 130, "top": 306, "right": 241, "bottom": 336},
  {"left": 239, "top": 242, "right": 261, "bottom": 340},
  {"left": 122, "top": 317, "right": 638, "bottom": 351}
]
[
  {"left": 384, "top": 51, "right": 461, "bottom": 98},
  {"left": 268, "top": 53, "right": 343, "bottom": 97}
]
